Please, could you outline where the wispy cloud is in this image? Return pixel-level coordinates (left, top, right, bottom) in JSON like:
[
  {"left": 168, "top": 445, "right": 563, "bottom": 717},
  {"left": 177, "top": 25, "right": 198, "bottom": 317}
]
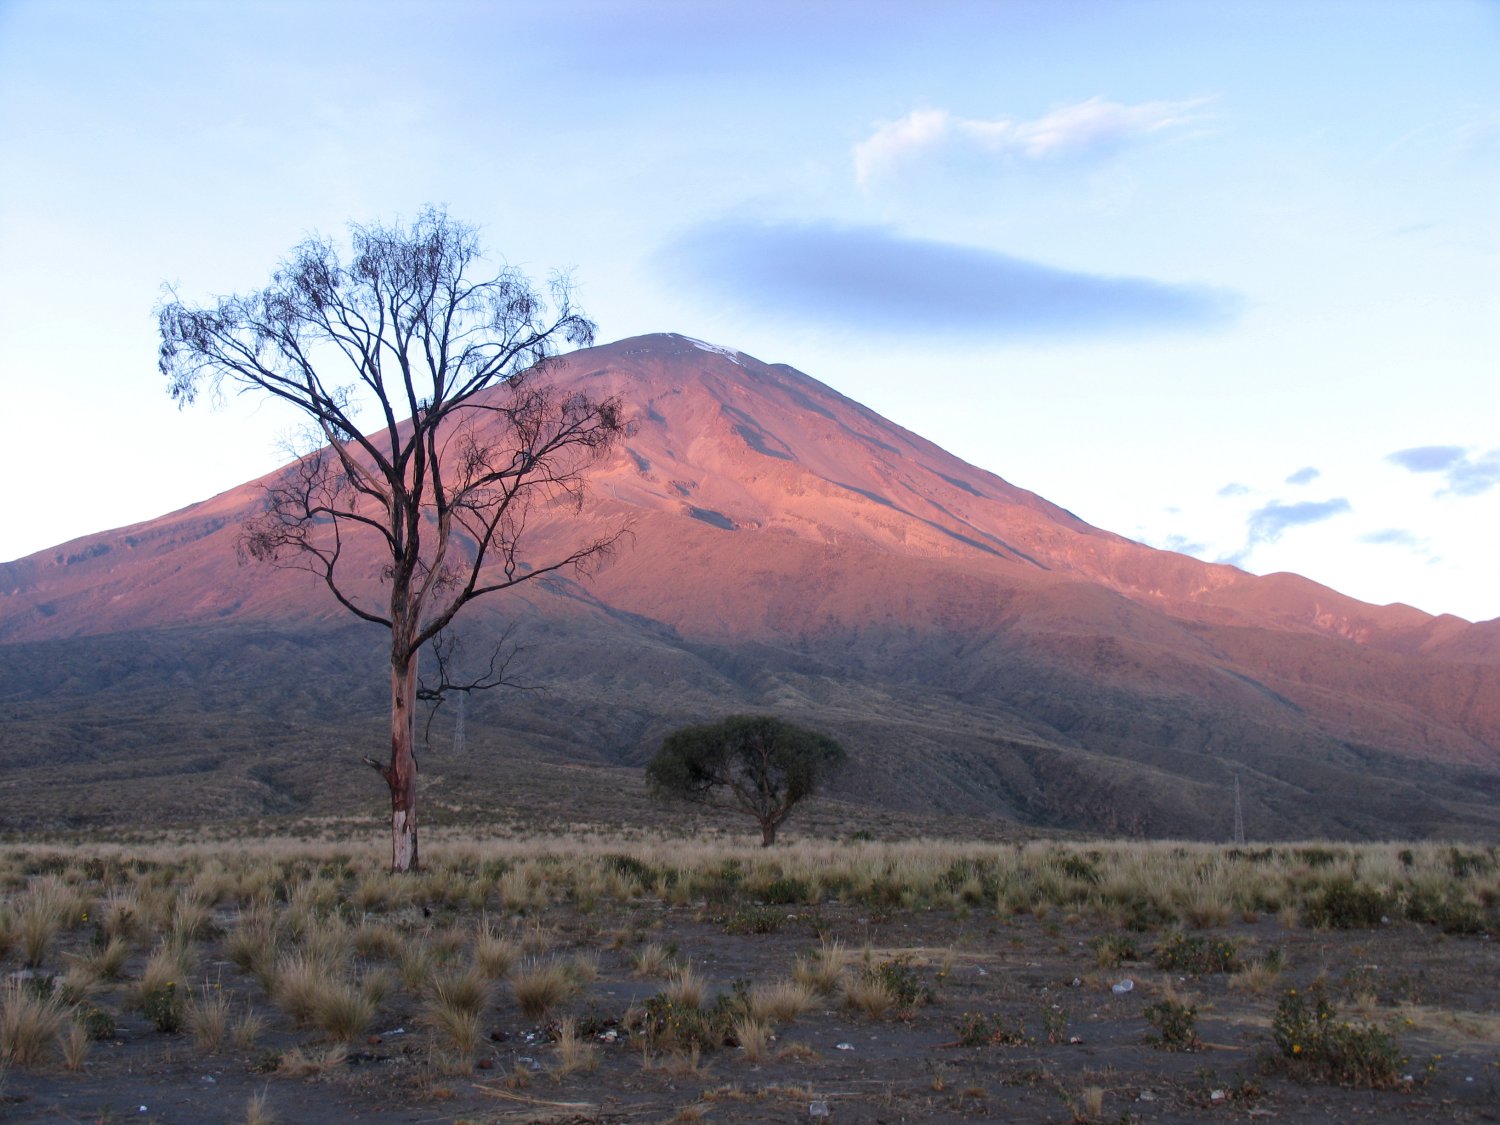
[
  {"left": 1217, "top": 482, "right": 1250, "bottom": 497},
  {"left": 1388, "top": 445, "right": 1500, "bottom": 496},
  {"left": 1221, "top": 496, "right": 1351, "bottom": 566},
  {"left": 1362, "top": 528, "right": 1421, "bottom": 548},
  {"left": 1248, "top": 498, "right": 1352, "bottom": 544},
  {"left": 854, "top": 96, "right": 1212, "bottom": 186},
  {"left": 1285, "top": 466, "right": 1319, "bottom": 486},
  {"left": 659, "top": 219, "right": 1239, "bottom": 341},
  {"left": 1160, "top": 533, "right": 1209, "bottom": 557}
]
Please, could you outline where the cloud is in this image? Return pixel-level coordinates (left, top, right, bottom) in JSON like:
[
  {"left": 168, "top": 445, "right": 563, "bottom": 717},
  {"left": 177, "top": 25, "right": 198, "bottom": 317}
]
[
  {"left": 658, "top": 219, "right": 1240, "bottom": 340},
  {"left": 1221, "top": 497, "right": 1352, "bottom": 565},
  {"left": 1388, "top": 445, "right": 1500, "bottom": 497},
  {"left": 1362, "top": 528, "right": 1420, "bottom": 548},
  {"left": 1388, "top": 445, "right": 1465, "bottom": 473},
  {"left": 1247, "top": 498, "right": 1352, "bottom": 545},
  {"left": 1285, "top": 466, "right": 1319, "bottom": 486},
  {"left": 1442, "top": 451, "right": 1500, "bottom": 497},
  {"left": 854, "top": 96, "right": 1211, "bottom": 186},
  {"left": 1160, "top": 533, "right": 1208, "bottom": 557},
  {"left": 1217, "top": 482, "right": 1250, "bottom": 497}
]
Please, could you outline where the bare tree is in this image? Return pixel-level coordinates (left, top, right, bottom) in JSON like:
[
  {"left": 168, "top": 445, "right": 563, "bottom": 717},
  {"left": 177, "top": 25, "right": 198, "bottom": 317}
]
[{"left": 158, "top": 207, "right": 624, "bottom": 871}]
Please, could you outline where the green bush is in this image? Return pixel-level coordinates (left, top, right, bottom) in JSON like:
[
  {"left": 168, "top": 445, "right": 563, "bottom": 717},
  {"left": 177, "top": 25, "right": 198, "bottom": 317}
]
[
  {"left": 1118, "top": 895, "right": 1178, "bottom": 932},
  {"left": 1302, "top": 877, "right": 1389, "bottom": 929},
  {"left": 1153, "top": 933, "right": 1241, "bottom": 974},
  {"left": 1143, "top": 998, "right": 1200, "bottom": 1051},
  {"left": 1090, "top": 934, "right": 1140, "bottom": 967},
  {"left": 602, "top": 854, "right": 658, "bottom": 886},
  {"left": 1447, "top": 847, "right": 1494, "bottom": 879},
  {"left": 76, "top": 1003, "right": 116, "bottom": 1040},
  {"left": 866, "top": 957, "right": 935, "bottom": 1008},
  {"left": 1054, "top": 853, "right": 1101, "bottom": 885},
  {"left": 758, "top": 875, "right": 812, "bottom": 905},
  {"left": 1267, "top": 983, "right": 1405, "bottom": 1087},
  {"left": 141, "top": 982, "right": 182, "bottom": 1034},
  {"left": 954, "top": 1011, "right": 1031, "bottom": 1047},
  {"left": 634, "top": 982, "right": 749, "bottom": 1051},
  {"left": 1296, "top": 847, "right": 1345, "bottom": 869},
  {"left": 712, "top": 905, "right": 784, "bottom": 934}
]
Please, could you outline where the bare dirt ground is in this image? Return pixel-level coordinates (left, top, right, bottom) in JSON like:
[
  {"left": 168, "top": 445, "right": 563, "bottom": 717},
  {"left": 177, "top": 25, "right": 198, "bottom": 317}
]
[{"left": 5, "top": 894, "right": 1499, "bottom": 1124}]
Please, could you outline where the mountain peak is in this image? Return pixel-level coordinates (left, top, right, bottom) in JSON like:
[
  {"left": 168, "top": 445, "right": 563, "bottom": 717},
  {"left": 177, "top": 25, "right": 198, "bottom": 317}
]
[{"left": 4, "top": 332, "right": 1500, "bottom": 839}]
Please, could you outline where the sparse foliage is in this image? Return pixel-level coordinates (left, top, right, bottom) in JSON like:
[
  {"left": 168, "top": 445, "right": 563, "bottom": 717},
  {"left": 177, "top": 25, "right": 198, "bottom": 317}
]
[
  {"left": 1267, "top": 982, "right": 1405, "bottom": 1087},
  {"left": 645, "top": 716, "right": 846, "bottom": 846},
  {"left": 158, "top": 207, "right": 625, "bottom": 870}
]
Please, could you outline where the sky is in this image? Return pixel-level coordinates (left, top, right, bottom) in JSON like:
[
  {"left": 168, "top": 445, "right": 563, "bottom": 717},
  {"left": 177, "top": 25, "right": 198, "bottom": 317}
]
[{"left": 1, "top": 0, "right": 1498, "bottom": 621}]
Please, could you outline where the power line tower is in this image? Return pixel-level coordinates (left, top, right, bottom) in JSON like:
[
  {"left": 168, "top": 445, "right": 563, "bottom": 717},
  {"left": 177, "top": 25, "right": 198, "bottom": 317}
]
[
  {"left": 452, "top": 693, "right": 466, "bottom": 756},
  {"left": 1232, "top": 774, "right": 1246, "bottom": 845}
]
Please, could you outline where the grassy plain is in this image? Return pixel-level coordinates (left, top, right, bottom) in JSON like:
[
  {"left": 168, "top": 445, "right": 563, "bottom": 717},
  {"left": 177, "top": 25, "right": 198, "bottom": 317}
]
[{"left": 2, "top": 827, "right": 1499, "bottom": 1123}]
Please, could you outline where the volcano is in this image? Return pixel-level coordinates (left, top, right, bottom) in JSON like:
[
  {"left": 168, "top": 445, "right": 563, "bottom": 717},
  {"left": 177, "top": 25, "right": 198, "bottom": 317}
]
[{"left": 4, "top": 333, "right": 1499, "bottom": 839}]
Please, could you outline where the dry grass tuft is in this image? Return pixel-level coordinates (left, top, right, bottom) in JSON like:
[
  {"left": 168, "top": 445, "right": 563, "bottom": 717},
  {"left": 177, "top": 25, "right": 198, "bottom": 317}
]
[
  {"left": 511, "top": 959, "right": 581, "bottom": 1021},
  {"left": 244, "top": 1086, "right": 278, "bottom": 1125},
  {"left": 1229, "top": 956, "right": 1284, "bottom": 995},
  {"left": 551, "top": 1016, "right": 599, "bottom": 1079},
  {"left": 1078, "top": 1085, "right": 1106, "bottom": 1120},
  {"left": 75, "top": 934, "right": 132, "bottom": 982},
  {"left": 232, "top": 1007, "right": 268, "bottom": 1051},
  {"left": 311, "top": 976, "right": 377, "bottom": 1043},
  {"left": 732, "top": 1014, "right": 773, "bottom": 1063},
  {"left": 429, "top": 965, "right": 490, "bottom": 1019},
  {"left": 98, "top": 888, "right": 141, "bottom": 942},
  {"left": 226, "top": 914, "right": 279, "bottom": 986},
  {"left": 1, "top": 979, "right": 67, "bottom": 1067},
  {"left": 172, "top": 894, "right": 215, "bottom": 942},
  {"left": 352, "top": 920, "right": 404, "bottom": 961},
  {"left": 631, "top": 942, "right": 675, "bottom": 978},
  {"left": 425, "top": 965, "right": 490, "bottom": 1059},
  {"left": 425, "top": 1000, "right": 482, "bottom": 1058},
  {"left": 399, "top": 942, "right": 435, "bottom": 992},
  {"left": 748, "top": 979, "right": 815, "bottom": 1024},
  {"left": 270, "top": 952, "right": 325, "bottom": 1026},
  {"left": 186, "top": 984, "right": 232, "bottom": 1051},
  {"left": 132, "top": 937, "right": 197, "bottom": 1012},
  {"left": 59, "top": 1020, "right": 91, "bottom": 1072},
  {"left": 793, "top": 939, "right": 845, "bottom": 996},
  {"left": 473, "top": 919, "right": 520, "bottom": 979},
  {"left": 841, "top": 973, "right": 896, "bottom": 1020},
  {"left": 662, "top": 964, "right": 708, "bottom": 1010},
  {"left": 276, "top": 1043, "right": 348, "bottom": 1076}
]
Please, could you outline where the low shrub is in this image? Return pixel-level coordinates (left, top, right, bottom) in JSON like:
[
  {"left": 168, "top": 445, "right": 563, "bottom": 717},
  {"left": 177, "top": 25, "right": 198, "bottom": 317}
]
[
  {"left": 1302, "top": 877, "right": 1389, "bottom": 930},
  {"left": 865, "top": 956, "right": 935, "bottom": 1008},
  {"left": 1152, "top": 933, "right": 1241, "bottom": 974},
  {"left": 633, "top": 986, "right": 746, "bottom": 1052},
  {"left": 142, "top": 981, "right": 182, "bottom": 1034},
  {"left": 954, "top": 1011, "right": 1031, "bottom": 1047},
  {"left": 1143, "top": 998, "right": 1200, "bottom": 1051},
  {"left": 712, "top": 905, "right": 784, "bottom": 934},
  {"left": 758, "top": 875, "right": 812, "bottom": 905},
  {"left": 1266, "top": 983, "right": 1405, "bottom": 1087},
  {"left": 1090, "top": 934, "right": 1140, "bottom": 968}
]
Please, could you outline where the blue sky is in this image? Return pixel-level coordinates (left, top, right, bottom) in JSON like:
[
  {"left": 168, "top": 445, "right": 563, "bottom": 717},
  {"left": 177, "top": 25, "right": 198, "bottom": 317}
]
[{"left": 2, "top": 0, "right": 1498, "bottom": 620}]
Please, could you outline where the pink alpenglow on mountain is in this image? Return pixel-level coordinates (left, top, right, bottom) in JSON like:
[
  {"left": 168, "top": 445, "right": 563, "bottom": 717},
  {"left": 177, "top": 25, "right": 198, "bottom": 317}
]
[{"left": 3, "top": 334, "right": 1498, "bottom": 840}]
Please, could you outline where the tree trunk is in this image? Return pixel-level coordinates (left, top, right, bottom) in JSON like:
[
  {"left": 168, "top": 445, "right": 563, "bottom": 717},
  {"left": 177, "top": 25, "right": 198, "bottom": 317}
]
[
  {"left": 760, "top": 818, "right": 776, "bottom": 847},
  {"left": 388, "top": 655, "right": 420, "bottom": 872}
]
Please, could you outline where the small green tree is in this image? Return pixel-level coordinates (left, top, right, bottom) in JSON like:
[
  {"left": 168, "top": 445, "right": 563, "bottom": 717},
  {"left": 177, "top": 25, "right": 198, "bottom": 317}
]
[{"left": 645, "top": 715, "right": 846, "bottom": 846}]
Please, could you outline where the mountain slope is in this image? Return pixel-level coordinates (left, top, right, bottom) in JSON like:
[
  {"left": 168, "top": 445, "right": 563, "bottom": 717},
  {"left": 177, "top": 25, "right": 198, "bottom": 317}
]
[{"left": 3, "top": 333, "right": 1499, "bottom": 839}]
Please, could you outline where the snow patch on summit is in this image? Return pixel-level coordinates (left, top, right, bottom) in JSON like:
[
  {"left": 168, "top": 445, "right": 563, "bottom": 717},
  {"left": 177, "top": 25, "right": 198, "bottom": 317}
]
[{"left": 680, "top": 335, "right": 743, "bottom": 366}]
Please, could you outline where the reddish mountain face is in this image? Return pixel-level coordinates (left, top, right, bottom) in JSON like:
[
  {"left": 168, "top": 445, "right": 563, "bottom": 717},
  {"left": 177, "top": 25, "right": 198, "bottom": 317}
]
[{"left": 4, "top": 333, "right": 1499, "bottom": 839}]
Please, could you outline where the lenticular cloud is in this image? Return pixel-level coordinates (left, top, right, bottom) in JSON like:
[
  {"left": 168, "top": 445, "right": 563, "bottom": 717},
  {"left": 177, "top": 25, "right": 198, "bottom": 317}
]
[{"left": 661, "top": 218, "right": 1239, "bottom": 341}]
